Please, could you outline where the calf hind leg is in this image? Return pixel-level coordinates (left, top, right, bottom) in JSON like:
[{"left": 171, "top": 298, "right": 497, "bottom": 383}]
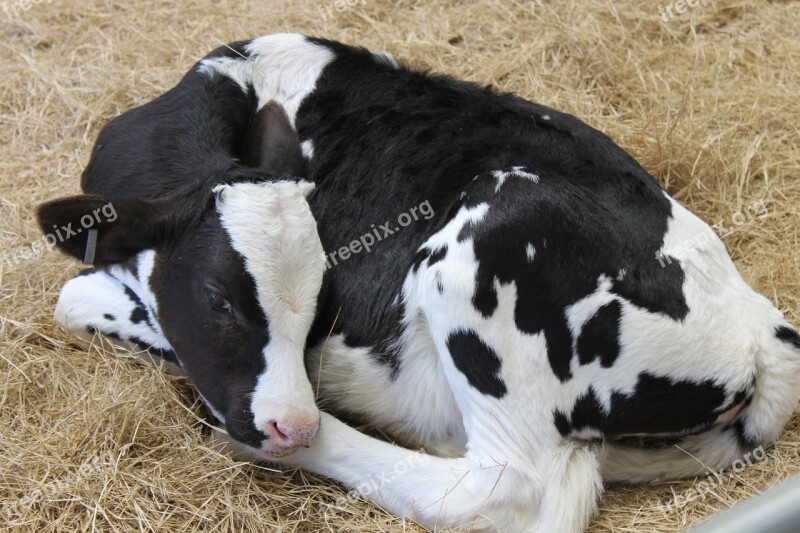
[{"left": 601, "top": 322, "right": 800, "bottom": 484}]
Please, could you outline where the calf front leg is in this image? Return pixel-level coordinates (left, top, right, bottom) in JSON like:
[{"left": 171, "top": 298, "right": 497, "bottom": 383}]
[
  {"left": 277, "top": 412, "right": 601, "bottom": 532},
  {"left": 278, "top": 411, "right": 503, "bottom": 531}
]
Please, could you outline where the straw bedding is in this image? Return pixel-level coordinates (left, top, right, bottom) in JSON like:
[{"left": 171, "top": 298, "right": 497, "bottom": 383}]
[{"left": 1, "top": 0, "right": 798, "bottom": 531}]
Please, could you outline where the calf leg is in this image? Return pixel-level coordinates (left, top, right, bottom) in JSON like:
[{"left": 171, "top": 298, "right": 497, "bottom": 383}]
[
  {"left": 600, "top": 320, "right": 800, "bottom": 484},
  {"left": 54, "top": 256, "right": 179, "bottom": 371},
  {"left": 272, "top": 413, "right": 601, "bottom": 533},
  {"left": 409, "top": 207, "right": 605, "bottom": 530},
  {"left": 276, "top": 412, "right": 601, "bottom": 532},
  {"left": 280, "top": 412, "right": 490, "bottom": 530},
  {"left": 416, "top": 324, "right": 603, "bottom": 531}
]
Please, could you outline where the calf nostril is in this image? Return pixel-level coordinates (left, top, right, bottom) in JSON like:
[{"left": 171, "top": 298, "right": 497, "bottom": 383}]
[{"left": 268, "top": 420, "right": 293, "bottom": 446}]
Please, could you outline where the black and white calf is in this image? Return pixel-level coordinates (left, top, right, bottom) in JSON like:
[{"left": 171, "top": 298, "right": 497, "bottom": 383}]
[{"left": 40, "top": 34, "right": 800, "bottom": 531}]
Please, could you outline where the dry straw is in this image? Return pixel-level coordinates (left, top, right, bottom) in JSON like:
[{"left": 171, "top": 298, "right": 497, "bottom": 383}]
[{"left": 1, "top": 0, "right": 798, "bottom": 531}]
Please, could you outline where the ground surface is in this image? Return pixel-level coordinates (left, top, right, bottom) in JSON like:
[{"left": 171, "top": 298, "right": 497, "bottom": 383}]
[{"left": 1, "top": 0, "right": 798, "bottom": 531}]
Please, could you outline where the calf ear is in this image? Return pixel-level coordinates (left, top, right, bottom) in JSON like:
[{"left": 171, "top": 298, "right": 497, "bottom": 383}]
[
  {"left": 240, "top": 101, "right": 307, "bottom": 178},
  {"left": 37, "top": 194, "right": 164, "bottom": 265}
]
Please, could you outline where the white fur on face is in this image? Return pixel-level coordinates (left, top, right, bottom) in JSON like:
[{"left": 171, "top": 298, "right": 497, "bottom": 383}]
[{"left": 214, "top": 181, "right": 324, "bottom": 430}]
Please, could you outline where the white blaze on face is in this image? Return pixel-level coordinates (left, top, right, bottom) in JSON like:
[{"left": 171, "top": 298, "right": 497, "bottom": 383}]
[{"left": 214, "top": 181, "right": 324, "bottom": 434}]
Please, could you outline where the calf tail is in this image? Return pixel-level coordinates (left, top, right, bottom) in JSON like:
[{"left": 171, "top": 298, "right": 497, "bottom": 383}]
[{"left": 599, "top": 323, "right": 800, "bottom": 484}]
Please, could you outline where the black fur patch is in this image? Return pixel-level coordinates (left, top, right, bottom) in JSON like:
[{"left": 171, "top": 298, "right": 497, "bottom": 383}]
[
  {"left": 577, "top": 300, "right": 622, "bottom": 367},
  {"left": 446, "top": 330, "right": 507, "bottom": 398},
  {"left": 428, "top": 246, "right": 447, "bottom": 266},
  {"left": 411, "top": 245, "right": 447, "bottom": 274},
  {"left": 554, "top": 411, "right": 571, "bottom": 436},
  {"left": 776, "top": 326, "right": 800, "bottom": 350},
  {"left": 225, "top": 404, "right": 267, "bottom": 448},
  {"left": 127, "top": 336, "right": 181, "bottom": 367},
  {"left": 123, "top": 284, "right": 149, "bottom": 325},
  {"left": 557, "top": 373, "right": 727, "bottom": 437}
]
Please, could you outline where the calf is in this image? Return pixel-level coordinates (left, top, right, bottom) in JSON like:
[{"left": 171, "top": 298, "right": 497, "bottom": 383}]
[{"left": 40, "top": 34, "right": 800, "bottom": 531}]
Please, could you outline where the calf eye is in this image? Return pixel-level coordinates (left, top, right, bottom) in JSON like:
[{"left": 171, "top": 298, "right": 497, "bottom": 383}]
[{"left": 205, "top": 286, "right": 233, "bottom": 315}]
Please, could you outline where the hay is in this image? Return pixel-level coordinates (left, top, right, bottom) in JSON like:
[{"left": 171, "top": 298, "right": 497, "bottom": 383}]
[{"left": 1, "top": 0, "right": 798, "bottom": 530}]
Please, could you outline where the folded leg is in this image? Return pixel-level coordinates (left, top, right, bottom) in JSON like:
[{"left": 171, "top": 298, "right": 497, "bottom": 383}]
[{"left": 54, "top": 263, "right": 180, "bottom": 371}]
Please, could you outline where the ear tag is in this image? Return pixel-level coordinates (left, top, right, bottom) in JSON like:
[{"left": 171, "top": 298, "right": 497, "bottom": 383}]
[{"left": 83, "top": 229, "right": 98, "bottom": 264}]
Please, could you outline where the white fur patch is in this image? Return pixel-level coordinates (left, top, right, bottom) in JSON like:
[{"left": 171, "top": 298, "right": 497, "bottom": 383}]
[
  {"left": 373, "top": 50, "right": 400, "bottom": 68},
  {"left": 199, "top": 33, "right": 335, "bottom": 126},
  {"left": 526, "top": 242, "right": 536, "bottom": 262},
  {"left": 492, "top": 166, "right": 540, "bottom": 192},
  {"left": 300, "top": 139, "right": 314, "bottom": 160}
]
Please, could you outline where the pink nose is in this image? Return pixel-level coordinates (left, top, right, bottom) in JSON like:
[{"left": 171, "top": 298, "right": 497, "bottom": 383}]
[{"left": 262, "top": 415, "right": 319, "bottom": 451}]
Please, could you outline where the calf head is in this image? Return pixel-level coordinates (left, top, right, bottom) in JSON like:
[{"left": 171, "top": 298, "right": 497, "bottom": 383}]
[{"left": 38, "top": 178, "right": 325, "bottom": 458}]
